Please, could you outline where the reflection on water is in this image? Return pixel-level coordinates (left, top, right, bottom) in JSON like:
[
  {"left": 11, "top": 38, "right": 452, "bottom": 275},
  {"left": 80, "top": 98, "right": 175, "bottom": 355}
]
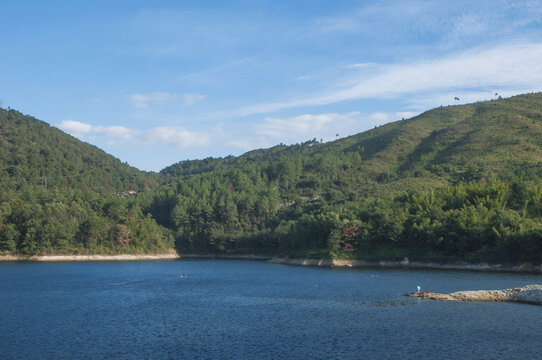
[{"left": 1, "top": 260, "right": 541, "bottom": 359}]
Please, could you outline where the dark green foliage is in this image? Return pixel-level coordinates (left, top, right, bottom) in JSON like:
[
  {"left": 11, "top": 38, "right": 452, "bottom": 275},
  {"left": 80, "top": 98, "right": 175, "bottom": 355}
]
[
  {"left": 0, "top": 108, "right": 160, "bottom": 193},
  {"left": 0, "top": 108, "right": 171, "bottom": 254},
  {"left": 149, "top": 93, "right": 542, "bottom": 264},
  {"left": 0, "top": 186, "right": 174, "bottom": 254},
  {"left": 2, "top": 93, "right": 542, "bottom": 263}
]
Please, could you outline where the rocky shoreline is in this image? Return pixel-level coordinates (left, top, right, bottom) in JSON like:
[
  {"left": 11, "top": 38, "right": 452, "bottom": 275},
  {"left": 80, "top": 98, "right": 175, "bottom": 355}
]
[
  {"left": 266, "top": 257, "right": 542, "bottom": 273},
  {"left": 404, "top": 285, "right": 542, "bottom": 306},
  {"left": 179, "top": 254, "right": 272, "bottom": 261},
  {"left": 2, "top": 254, "right": 541, "bottom": 274}
]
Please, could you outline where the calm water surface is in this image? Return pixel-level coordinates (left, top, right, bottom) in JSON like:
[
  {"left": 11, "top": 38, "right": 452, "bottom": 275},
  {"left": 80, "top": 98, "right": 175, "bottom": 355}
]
[{"left": 1, "top": 260, "right": 541, "bottom": 359}]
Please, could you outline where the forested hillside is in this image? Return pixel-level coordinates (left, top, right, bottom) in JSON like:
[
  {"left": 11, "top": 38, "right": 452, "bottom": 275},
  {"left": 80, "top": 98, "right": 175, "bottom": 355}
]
[
  {"left": 0, "top": 108, "right": 173, "bottom": 254},
  {"left": 154, "top": 93, "right": 542, "bottom": 263},
  {"left": 0, "top": 109, "right": 160, "bottom": 192},
  {"left": 2, "top": 94, "right": 542, "bottom": 263}
]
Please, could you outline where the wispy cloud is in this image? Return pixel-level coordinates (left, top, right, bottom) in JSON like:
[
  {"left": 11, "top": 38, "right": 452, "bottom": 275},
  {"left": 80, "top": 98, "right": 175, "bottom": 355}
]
[
  {"left": 258, "top": 113, "right": 341, "bottom": 138},
  {"left": 57, "top": 120, "right": 208, "bottom": 148},
  {"left": 223, "top": 110, "right": 417, "bottom": 153},
  {"left": 313, "top": 0, "right": 542, "bottom": 45},
  {"left": 143, "top": 126, "right": 208, "bottom": 147},
  {"left": 446, "top": 13, "right": 488, "bottom": 43},
  {"left": 345, "top": 63, "right": 377, "bottom": 69},
  {"left": 253, "top": 111, "right": 403, "bottom": 145},
  {"left": 230, "top": 42, "right": 542, "bottom": 116}
]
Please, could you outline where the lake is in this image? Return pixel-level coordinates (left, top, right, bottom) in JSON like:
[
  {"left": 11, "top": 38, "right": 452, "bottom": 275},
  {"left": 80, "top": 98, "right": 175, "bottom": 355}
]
[{"left": 1, "top": 260, "right": 541, "bottom": 359}]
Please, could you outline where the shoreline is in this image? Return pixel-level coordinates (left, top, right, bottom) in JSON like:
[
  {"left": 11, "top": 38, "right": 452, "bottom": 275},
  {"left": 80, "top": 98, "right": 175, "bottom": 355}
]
[
  {"left": 1, "top": 253, "right": 541, "bottom": 274},
  {"left": 179, "top": 254, "right": 273, "bottom": 261},
  {"left": 266, "top": 257, "right": 542, "bottom": 274},
  {"left": 0, "top": 253, "right": 181, "bottom": 262},
  {"left": 0, "top": 253, "right": 272, "bottom": 262}
]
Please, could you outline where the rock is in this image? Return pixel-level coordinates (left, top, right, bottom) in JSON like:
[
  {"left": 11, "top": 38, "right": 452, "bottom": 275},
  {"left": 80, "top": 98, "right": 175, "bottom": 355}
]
[
  {"left": 516, "top": 263, "right": 536, "bottom": 272},
  {"left": 404, "top": 285, "right": 542, "bottom": 306},
  {"left": 510, "top": 285, "right": 542, "bottom": 305}
]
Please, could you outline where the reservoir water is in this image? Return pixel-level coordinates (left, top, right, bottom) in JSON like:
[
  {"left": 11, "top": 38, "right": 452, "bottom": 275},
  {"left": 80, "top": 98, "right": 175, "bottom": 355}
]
[{"left": 1, "top": 260, "right": 541, "bottom": 359}]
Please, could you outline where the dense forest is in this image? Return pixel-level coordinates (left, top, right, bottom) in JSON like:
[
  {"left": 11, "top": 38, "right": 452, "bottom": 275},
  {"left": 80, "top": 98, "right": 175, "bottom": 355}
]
[
  {"left": 1, "top": 93, "right": 542, "bottom": 264},
  {"left": 0, "top": 109, "right": 172, "bottom": 254}
]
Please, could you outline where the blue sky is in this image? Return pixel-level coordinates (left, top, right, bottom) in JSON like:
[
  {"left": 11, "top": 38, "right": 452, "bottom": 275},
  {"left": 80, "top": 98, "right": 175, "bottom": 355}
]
[{"left": 1, "top": 0, "right": 542, "bottom": 171}]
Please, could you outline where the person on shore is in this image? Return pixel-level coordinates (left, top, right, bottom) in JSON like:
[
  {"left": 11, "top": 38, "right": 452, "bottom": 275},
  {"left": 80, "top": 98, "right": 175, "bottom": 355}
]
[{"left": 417, "top": 285, "right": 421, "bottom": 294}]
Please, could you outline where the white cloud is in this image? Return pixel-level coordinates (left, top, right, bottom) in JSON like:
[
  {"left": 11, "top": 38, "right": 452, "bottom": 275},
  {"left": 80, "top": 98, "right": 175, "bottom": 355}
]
[
  {"left": 222, "top": 110, "right": 424, "bottom": 155},
  {"left": 320, "top": 42, "right": 542, "bottom": 104},
  {"left": 57, "top": 120, "right": 93, "bottom": 137},
  {"left": 258, "top": 113, "right": 341, "bottom": 138},
  {"left": 56, "top": 121, "right": 207, "bottom": 148},
  {"left": 395, "top": 111, "right": 418, "bottom": 119},
  {"left": 144, "top": 127, "right": 208, "bottom": 147},
  {"left": 367, "top": 112, "right": 390, "bottom": 124},
  {"left": 181, "top": 93, "right": 206, "bottom": 106},
  {"left": 94, "top": 125, "right": 135, "bottom": 139},
  {"left": 225, "top": 110, "right": 417, "bottom": 151},
  {"left": 231, "top": 42, "right": 542, "bottom": 116},
  {"left": 254, "top": 111, "right": 383, "bottom": 145}
]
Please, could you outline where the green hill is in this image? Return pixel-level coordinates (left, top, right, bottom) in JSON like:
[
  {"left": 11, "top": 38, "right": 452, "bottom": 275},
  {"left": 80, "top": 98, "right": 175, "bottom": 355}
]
[
  {"left": 163, "top": 93, "right": 542, "bottom": 194},
  {"left": 0, "top": 108, "right": 173, "bottom": 255},
  {"left": 154, "top": 93, "right": 542, "bottom": 263},
  {"left": 2, "top": 93, "right": 542, "bottom": 263},
  {"left": 0, "top": 108, "right": 160, "bottom": 193}
]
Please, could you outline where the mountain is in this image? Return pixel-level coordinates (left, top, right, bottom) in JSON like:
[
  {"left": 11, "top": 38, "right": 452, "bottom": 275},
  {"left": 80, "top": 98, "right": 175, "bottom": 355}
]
[
  {"left": 0, "top": 108, "right": 160, "bottom": 193},
  {"left": 0, "top": 108, "right": 172, "bottom": 255},
  {"left": 163, "top": 92, "right": 542, "bottom": 194},
  {"left": 154, "top": 93, "right": 542, "bottom": 263}
]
